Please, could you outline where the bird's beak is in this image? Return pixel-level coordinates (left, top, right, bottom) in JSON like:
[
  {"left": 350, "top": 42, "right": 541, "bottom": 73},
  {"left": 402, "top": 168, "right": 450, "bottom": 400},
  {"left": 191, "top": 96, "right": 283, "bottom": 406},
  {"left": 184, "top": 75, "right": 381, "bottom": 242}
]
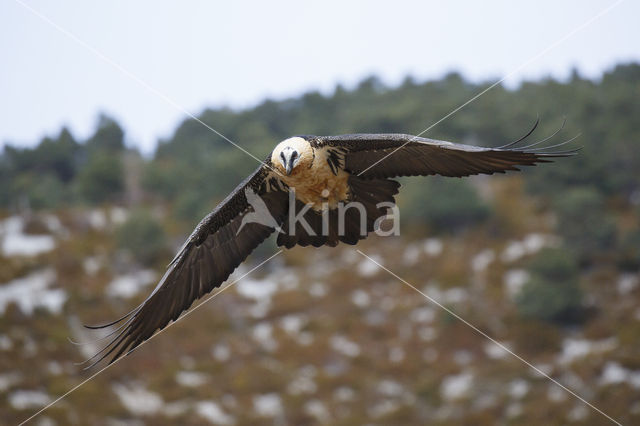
[{"left": 284, "top": 150, "right": 298, "bottom": 175}]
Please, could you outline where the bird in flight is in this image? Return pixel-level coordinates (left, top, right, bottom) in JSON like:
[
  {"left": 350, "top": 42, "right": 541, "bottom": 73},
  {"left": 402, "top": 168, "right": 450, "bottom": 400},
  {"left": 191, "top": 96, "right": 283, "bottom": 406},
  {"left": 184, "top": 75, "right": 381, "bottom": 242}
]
[{"left": 84, "top": 120, "right": 577, "bottom": 367}]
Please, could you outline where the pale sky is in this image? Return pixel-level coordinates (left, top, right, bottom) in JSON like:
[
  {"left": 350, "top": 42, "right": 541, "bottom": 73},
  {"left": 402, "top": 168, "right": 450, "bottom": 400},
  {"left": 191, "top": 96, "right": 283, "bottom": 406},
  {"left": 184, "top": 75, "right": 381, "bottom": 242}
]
[{"left": 1, "top": 0, "right": 638, "bottom": 153}]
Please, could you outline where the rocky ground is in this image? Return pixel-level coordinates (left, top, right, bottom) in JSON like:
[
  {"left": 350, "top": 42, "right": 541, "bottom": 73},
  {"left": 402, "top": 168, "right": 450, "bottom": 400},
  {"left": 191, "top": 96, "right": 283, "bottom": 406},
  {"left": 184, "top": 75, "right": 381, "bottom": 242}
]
[{"left": 1, "top": 186, "right": 639, "bottom": 425}]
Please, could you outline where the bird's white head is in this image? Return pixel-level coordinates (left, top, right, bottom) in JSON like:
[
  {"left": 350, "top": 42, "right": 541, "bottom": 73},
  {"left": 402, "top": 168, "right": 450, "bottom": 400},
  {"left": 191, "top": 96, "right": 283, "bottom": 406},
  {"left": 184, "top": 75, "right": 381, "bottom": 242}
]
[{"left": 271, "top": 136, "right": 313, "bottom": 176}]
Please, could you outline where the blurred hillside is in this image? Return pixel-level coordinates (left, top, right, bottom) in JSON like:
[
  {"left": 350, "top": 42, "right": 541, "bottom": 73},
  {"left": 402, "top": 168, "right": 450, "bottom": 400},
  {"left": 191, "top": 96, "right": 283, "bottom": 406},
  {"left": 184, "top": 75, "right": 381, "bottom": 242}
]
[{"left": 1, "top": 63, "right": 639, "bottom": 425}]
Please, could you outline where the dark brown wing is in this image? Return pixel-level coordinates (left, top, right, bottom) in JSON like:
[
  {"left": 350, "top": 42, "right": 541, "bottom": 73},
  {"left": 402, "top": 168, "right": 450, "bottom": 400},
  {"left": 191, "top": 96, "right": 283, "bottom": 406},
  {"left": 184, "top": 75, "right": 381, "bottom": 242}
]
[
  {"left": 84, "top": 163, "right": 288, "bottom": 367},
  {"left": 316, "top": 124, "right": 578, "bottom": 179}
]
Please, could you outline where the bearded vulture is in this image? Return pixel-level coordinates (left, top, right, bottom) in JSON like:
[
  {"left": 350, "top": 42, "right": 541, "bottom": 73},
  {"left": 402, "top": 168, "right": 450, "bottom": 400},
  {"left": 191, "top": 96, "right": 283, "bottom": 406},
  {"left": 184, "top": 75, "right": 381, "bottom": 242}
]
[{"left": 84, "top": 122, "right": 576, "bottom": 367}]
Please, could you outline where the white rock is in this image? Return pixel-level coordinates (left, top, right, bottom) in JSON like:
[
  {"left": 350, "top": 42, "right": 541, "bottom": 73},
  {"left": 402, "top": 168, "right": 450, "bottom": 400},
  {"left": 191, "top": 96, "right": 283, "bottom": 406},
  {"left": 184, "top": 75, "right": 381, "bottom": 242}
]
[
  {"left": 0, "top": 217, "right": 55, "bottom": 257},
  {"left": 534, "top": 363, "right": 554, "bottom": 376},
  {"left": 617, "top": 274, "right": 639, "bottom": 295},
  {"left": 112, "top": 383, "right": 163, "bottom": 416},
  {"left": 9, "top": 390, "right": 51, "bottom": 410},
  {"left": 567, "top": 404, "right": 588, "bottom": 422},
  {"left": 196, "top": 401, "right": 234, "bottom": 425},
  {"left": 484, "top": 342, "right": 512, "bottom": 360},
  {"left": 341, "top": 250, "right": 359, "bottom": 265},
  {"left": 441, "top": 372, "right": 473, "bottom": 400},
  {"left": 304, "top": 399, "right": 330, "bottom": 423},
  {"left": 426, "top": 285, "right": 469, "bottom": 305},
  {"left": 504, "top": 269, "right": 529, "bottom": 299},
  {"left": 472, "top": 249, "right": 495, "bottom": 272},
  {"left": 523, "top": 233, "right": 547, "bottom": 253},
  {"left": 501, "top": 241, "right": 526, "bottom": 263},
  {"left": 423, "top": 238, "right": 443, "bottom": 256},
  {"left": 247, "top": 300, "right": 270, "bottom": 319},
  {"left": 9, "top": 390, "right": 50, "bottom": 409},
  {"left": 280, "top": 314, "right": 307, "bottom": 336},
  {"left": 47, "top": 361, "right": 63, "bottom": 376},
  {"left": 445, "top": 287, "right": 468, "bottom": 304},
  {"left": 2, "top": 234, "right": 55, "bottom": 257},
  {"left": 253, "top": 393, "right": 283, "bottom": 417},
  {"left": 110, "top": 207, "right": 129, "bottom": 225},
  {"left": 547, "top": 385, "right": 567, "bottom": 402},
  {"left": 0, "top": 334, "right": 13, "bottom": 350},
  {"left": 357, "top": 255, "right": 381, "bottom": 277},
  {"left": 330, "top": 335, "right": 361, "bottom": 357},
  {"left": 508, "top": 379, "right": 530, "bottom": 399},
  {"left": 308, "top": 282, "right": 327, "bottom": 298},
  {"left": 176, "top": 371, "right": 209, "bottom": 387},
  {"left": 106, "top": 270, "right": 156, "bottom": 299},
  {"left": 333, "top": 386, "right": 355, "bottom": 402},
  {"left": 600, "top": 362, "right": 628, "bottom": 385},
  {"left": 252, "top": 322, "right": 277, "bottom": 352},
  {"left": 287, "top": 374, "right": 317, "bottom": 395},
  {"left": 558, "top": 338, "right": 617, "bottom": 365},
  {"left": 351, "top": 289, "right": 370, "bottom": 307},
  {"left": 377, "top": 379, "right": 404, "bottom": 397},
  {"left": 35, "top": 416, "right": 56, "bottom": 426},
  {"left": 163, "top": 400, "right": 190, "bottom": 417},
  {"left": 501, "top": 234, "right": 559, "bottom": 263},
  {"left": 0, "top": 269, "right": 66, "bottom": 315},
  {"left": 280, "top": 273, "right": 300, "bottom": 291},
  {"left": 42, "top": 214, "right": 64, "bottom": 233},
  {"left": 83, "top": 256, "right": 102, "bottom": 276},
  {"left": 236, "top": 278, "right": 278, "bottom": 301},
  {"left": 212, "top": 343, "right": 230, "bottom": 362},
  {"left": 403, "top": 244, "right": 421, "bottom": 265},
  {"left": 0, "top": 217, "right": 22, "bottom": 234},
  {"left": 88, "top": 210, "right": 107, "bottom": 230},
  {"left": 599, "top": 363, "right": 640, "bottom": 389},
  {"left": 410, "top": 307, "right": 435, "bottom": 323}
]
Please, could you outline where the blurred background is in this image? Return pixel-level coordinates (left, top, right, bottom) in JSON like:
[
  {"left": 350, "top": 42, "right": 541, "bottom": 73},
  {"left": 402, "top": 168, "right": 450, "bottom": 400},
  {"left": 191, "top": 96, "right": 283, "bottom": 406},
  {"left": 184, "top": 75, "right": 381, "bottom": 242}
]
[{"left": 1, "top": 1, "right": 639, "bottom": 424}]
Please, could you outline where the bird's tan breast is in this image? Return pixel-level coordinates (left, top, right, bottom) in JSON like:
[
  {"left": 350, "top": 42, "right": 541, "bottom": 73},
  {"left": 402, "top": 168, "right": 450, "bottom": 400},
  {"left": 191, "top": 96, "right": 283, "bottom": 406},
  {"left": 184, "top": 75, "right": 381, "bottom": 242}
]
[{"left": 280, "top": 147, "right": 350, "bottom": 210}]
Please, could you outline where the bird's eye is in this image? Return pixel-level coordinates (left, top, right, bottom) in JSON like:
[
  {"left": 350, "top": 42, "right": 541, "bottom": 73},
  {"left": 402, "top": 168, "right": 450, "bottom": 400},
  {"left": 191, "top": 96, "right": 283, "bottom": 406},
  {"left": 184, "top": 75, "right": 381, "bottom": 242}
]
[{"left": 291, "top": 151, "right": 298, "bottom": 160}]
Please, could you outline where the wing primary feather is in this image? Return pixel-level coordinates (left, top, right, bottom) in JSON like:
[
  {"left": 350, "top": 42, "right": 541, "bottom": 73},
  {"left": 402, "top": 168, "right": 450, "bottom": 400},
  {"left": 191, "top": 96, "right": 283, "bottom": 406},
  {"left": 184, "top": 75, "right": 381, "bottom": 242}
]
[
  {"left": 69, "top": 316, "right": 138, "bottom": 347},
  {"left": 496, "top": 115, "right": 539, "bottom": 149},
  {"left": 511, "top": 117, "right": 566, "bottom": 151},
  {"left": 523, "top": 133, "right": 581, "bottom": 152},
  {"left": 533, "top": 148, "right": 582, "bottom": 156},
  {"left": 83, "top": 305, "right": 143, "bottom": 329},
  {"left": 79, "top": 327, "right": 133, "bottom": 369}
]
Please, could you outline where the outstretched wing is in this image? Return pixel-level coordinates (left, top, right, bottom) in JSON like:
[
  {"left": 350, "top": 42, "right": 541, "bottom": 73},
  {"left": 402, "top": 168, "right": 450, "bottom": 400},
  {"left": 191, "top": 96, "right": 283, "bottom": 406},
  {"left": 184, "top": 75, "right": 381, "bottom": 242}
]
[
  {"left": 316, "top": 121, "right": 578, "bottom": 179},
  {"left": 84, "top": 163, "right": 288, "bottom": 367}
]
